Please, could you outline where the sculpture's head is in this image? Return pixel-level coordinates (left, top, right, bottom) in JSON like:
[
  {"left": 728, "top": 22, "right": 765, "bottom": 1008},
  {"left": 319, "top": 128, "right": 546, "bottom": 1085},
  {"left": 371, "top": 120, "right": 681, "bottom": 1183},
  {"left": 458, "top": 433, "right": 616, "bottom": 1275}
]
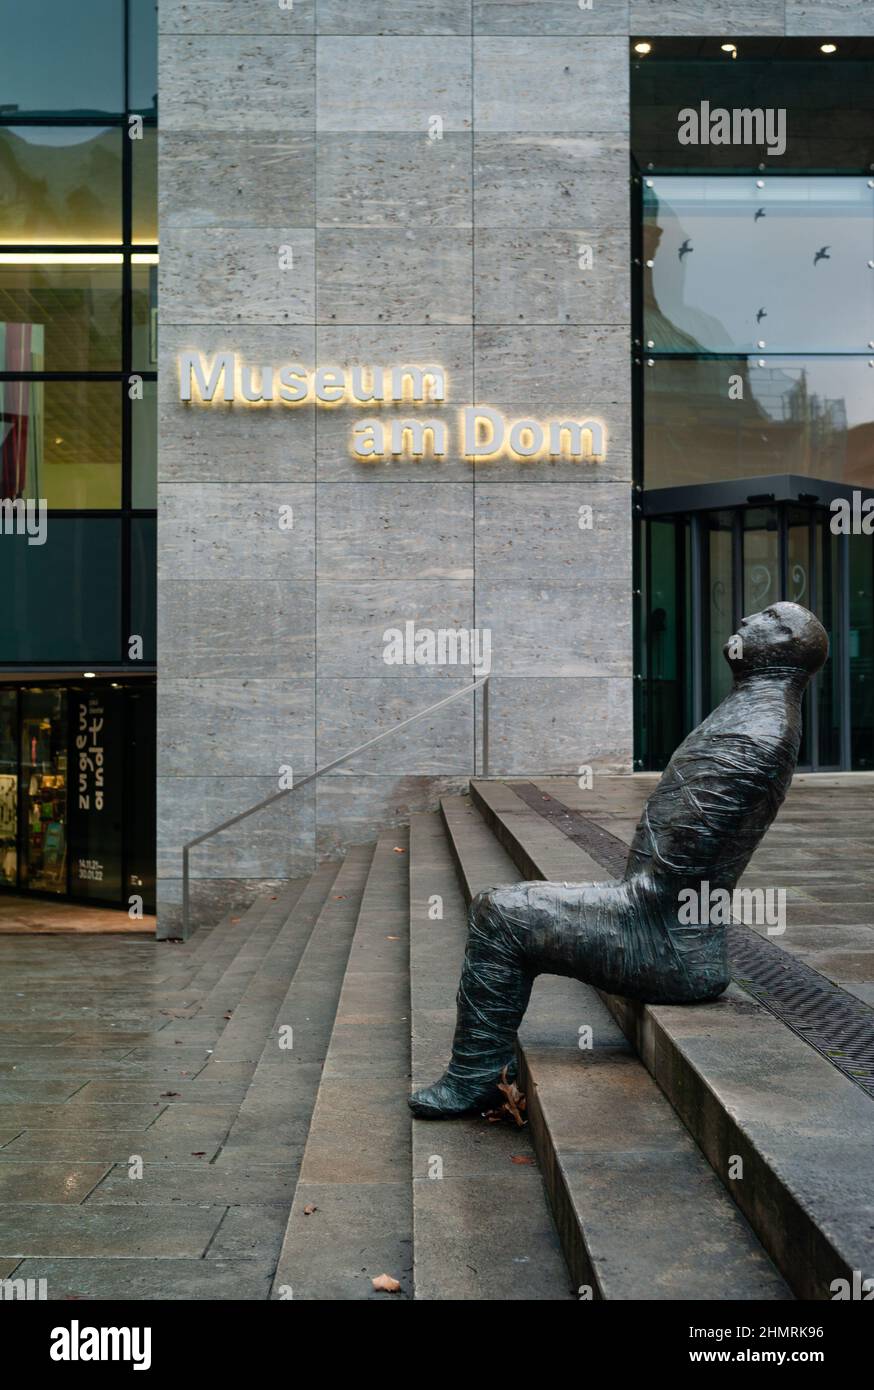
[{"left": 724, "top": 602, "right": 829, "bottom": 678}]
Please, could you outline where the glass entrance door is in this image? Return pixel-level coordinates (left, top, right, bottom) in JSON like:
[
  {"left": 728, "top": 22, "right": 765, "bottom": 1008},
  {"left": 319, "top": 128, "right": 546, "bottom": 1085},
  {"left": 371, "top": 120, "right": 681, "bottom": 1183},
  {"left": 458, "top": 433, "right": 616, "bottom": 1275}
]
[{"left": 640, "top": 502, "right": 847, "bottom": 770}]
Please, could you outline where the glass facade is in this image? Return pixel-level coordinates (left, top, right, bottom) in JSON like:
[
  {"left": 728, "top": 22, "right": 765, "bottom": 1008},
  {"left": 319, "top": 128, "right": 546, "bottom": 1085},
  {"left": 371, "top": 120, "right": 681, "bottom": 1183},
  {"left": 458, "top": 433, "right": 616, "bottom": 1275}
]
[
  {"left": 633, "top": 43, "right": 874, "bottom": 773},
  {"left": 0, "top": 1, "right": 156, "bottom": 907}
]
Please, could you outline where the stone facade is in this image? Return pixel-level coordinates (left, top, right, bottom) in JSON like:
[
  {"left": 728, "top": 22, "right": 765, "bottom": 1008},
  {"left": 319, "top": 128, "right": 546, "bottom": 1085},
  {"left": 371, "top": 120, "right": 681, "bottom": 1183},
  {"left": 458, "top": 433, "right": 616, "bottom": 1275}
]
[{"left": 156, "top": 0, "right": 869, "bottom": 933}]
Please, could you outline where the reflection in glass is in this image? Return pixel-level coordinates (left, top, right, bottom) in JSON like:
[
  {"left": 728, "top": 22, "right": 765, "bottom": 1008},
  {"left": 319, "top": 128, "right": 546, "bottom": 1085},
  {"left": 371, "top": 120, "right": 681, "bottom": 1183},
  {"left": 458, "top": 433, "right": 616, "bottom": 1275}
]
[
  {"left": 132, "top": 380, "right": 157, "bottom": 509},
  {"left": 743, "top": 508, "right": 779, "bottom": 615},
  {"left": 0, "top": 257, "right": 121, "bottom": 370},
  {"left": 0, "top": 0, "right": 123, "bottom": 117},
  {"left": 20, "top": 688, "right": 67, "bottom": 895},
  {"left": 0, "top": 127, "right": 122, "bottom": 243},
  {"left": 0, "top": 379, "right": 121, "bottom": 508},
  {"left": 0, "top": 520, "right": 121, "bottom": 663},
  {"left": 0, "top": 690, "right": 16, "bottom": 887},
  {"left": 132, "top": 260, "right": 158, "bottom": 371},
  {"left": 132, "top": 127, "right": 158, "bottom": 244},
  {"left": 645, "top": 358, "right": 874, "bottom": 491},
  {"left": 129, "top": 0, "right": 159, "bottom": 116},
  {"left": 644, "top": 178, "right": 874, "bottom": 354}
]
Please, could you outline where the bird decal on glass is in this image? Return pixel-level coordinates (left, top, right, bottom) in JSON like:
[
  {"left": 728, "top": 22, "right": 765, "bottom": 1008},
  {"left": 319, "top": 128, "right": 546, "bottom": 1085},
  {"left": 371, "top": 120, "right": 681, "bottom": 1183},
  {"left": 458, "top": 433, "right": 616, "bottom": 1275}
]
[
  {"left": 756, "top": 307, "right": 767, "bottom": 324},
  {"left": 813, "top": 246, "right": 831, "bottom": 266},
  {"left": 754, "top": 207, "right": 766, "bottom": 221},
  {"left": 678, "top": 238, "right": 693, "bottom": 261}
]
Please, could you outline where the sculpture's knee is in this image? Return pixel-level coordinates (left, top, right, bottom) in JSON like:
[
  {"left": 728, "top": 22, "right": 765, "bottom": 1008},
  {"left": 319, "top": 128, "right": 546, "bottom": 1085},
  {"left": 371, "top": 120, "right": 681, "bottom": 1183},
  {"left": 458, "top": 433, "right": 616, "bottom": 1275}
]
[{"left": 469, "top": 884, "right": 533, "bottom": 957}]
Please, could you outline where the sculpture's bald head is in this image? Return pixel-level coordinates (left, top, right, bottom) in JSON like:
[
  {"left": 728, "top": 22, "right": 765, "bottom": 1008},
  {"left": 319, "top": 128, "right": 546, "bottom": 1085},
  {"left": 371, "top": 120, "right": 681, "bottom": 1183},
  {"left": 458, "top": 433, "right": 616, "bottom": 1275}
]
[{"left": 724, "top": 602, "right": 829, "bottom": 677}]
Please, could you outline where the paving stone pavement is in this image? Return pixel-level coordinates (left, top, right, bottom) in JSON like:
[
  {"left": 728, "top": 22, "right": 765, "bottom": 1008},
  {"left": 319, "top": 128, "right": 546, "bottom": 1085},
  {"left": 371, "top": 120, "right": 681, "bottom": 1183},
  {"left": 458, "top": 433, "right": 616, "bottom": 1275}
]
[{"left": 0, "top": 890, "right": 310, "bottom": 1301}]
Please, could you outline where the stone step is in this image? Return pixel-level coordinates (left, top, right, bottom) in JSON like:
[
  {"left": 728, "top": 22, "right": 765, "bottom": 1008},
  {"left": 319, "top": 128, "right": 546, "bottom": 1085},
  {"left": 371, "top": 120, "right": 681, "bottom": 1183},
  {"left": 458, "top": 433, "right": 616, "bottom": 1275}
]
[
  {"left": 219, "top": 845, "right": 374, "bottom": 1171},
  {"left": 469, "top": 778, "right": 874, "bottom": 1301},
  {"left": 183, "top": 879, "right": 309, "bottom": 1026},
  {"left": 439, "top": 792, "right": 792, "bottom": 1300},
  {"left": 209, "top": 864, "right": 340, "bottom": 1065},
  {"left": 409, "top": 811, "right": 573, "bottom": 1300},
  {"left": 139, "top": 892, "right": 295, "bottom": 1040},
  {"left": 271, "top": 831, "right": 412, "bottom": 1300}
]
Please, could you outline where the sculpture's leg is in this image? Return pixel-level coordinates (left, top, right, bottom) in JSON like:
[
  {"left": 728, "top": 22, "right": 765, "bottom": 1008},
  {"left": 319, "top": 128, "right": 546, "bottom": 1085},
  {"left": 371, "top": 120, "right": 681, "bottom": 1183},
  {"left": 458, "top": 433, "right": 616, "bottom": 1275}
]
[{"left": 409, "top": 887, "right": 539, "bottom": 1118}]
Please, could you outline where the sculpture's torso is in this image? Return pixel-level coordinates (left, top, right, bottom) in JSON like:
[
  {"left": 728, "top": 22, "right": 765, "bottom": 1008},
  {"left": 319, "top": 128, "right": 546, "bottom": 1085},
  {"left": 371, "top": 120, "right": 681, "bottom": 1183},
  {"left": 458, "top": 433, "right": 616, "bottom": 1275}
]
[{"left": 625, "top": 671, "right": 804, "bottom": 892}]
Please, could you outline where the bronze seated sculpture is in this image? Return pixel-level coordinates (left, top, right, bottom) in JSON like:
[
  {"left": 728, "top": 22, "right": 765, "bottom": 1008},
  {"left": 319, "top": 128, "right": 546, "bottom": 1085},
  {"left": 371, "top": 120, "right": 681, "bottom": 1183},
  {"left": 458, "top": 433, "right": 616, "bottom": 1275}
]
[{"left": 409, "top": 602, "right": 829, "bottom": 1119}]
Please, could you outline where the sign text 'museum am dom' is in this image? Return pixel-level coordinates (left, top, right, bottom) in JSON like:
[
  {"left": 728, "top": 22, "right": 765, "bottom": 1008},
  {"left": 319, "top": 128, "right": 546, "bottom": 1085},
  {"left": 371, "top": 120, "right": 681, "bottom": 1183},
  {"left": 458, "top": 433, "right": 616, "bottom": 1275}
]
[{"left": 178, "top": 353, "right": 607, "bottom": 463}]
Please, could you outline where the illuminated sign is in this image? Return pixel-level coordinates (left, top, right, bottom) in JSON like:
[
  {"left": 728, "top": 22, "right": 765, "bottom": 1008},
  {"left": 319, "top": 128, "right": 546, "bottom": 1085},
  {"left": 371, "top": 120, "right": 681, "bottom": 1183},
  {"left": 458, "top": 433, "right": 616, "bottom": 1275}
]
[{"left": 178, "top": 353, "right": 607, "bottom": 463}]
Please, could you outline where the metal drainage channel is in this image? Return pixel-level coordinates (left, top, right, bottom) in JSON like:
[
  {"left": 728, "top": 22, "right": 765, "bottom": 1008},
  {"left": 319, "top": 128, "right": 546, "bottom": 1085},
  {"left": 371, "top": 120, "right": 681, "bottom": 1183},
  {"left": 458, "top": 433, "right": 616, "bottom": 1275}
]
[{"left": 511, "top": 782, "right": 874, "bottom": 1102}]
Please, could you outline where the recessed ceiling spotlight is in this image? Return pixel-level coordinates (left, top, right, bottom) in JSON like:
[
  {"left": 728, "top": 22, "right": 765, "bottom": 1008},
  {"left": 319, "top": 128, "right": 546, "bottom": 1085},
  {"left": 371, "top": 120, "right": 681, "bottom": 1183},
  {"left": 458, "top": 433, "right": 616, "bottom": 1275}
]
[
  {"left": 633, "top": 42, "right": 652, "bottom": 55},
  {"left": 721, "top": 43, "right": 738, "bottom": 58},
  {"left": 821, "top": 43, "right": 837, "bottom": 54},
  {"left": 83, "top": 672, "right": 96, "bottom": 679}
]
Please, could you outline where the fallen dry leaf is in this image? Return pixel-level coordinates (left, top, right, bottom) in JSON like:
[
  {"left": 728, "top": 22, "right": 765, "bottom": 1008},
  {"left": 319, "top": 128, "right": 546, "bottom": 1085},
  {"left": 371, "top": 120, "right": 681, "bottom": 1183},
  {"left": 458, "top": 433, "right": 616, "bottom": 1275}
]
[
  {"left": 191, "top": 1151, "right": 206, "bottom": 1157},
  {"left": 511, "top": 1154, "right": 535, "bottom": 1165},
  {"left": 332, "top": 894, "right": 347, "bottom": 900},
  {"left": 393, "top": 847, "right": 406, "bottom": 854},
  {"left": 160, "top": 1091, "right": 181, "bottom": 1098},
  {"left": 482, "top": 1067, "right": 528, "bottom": 1128},
  {"left": 386, "top": 935, "right": 399, "bottom": 940},
  {"left": 372, "top": 1273, "right": 401, "bottom": 1293},
  {"left": 223, "top": 1011, "right": 233, "bottom": 1020},
  {"left": 303, "top": 1204, "right": 318, "bottom": 1216}
]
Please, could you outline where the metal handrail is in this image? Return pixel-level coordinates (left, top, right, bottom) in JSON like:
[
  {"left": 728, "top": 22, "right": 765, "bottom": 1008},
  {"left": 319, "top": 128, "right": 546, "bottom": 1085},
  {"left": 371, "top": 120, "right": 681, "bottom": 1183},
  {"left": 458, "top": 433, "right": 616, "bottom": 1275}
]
[{"left": 181, "top": 675, "right": 490, "bottom": 938}]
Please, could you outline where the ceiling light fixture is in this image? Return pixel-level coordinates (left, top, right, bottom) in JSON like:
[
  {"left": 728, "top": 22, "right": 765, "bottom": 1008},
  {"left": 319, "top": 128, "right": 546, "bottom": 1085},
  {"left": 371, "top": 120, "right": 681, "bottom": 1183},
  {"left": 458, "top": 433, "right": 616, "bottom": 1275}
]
[{"left": 633, "top": 42, "right": 651, "bottom": 55}]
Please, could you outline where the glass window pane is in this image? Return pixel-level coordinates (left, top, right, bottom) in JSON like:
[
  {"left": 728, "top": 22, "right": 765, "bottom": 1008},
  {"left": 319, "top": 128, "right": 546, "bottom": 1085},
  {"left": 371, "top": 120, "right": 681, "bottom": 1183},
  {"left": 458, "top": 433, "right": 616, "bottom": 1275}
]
[
  {"left": 0, "top": 257, "right": 121, "bottom": 370},
  {"left": 132, "top": 260, "right": 158, "bottom": 371},
  {"left": 706, "top": 514, "right": 734, "bottom": 711},
  {"left": 0, "top": 689, "right": 16, "bottom": 887},
  {"left": 129, "top": 0, "right": 158, "bottom": 117},
  {"left": 131, "top": 518, "right": 156, "bottom": 662},
  {"left": 0, "top": 0, "right": 123, "bottom": 118},
  {"left": 644, "top": 178, "right": 874, "bottom": 354},
  {"left": 816, "top": 519, "right": 842, "bottom": 769},
  {"left": 0, "top": 519, "right": 121, "bottom": 663},
  {"left": 69, "top": 685, "right": 124, "bottom": 902},
  {"left": 644, "top": 358, "right": 874, "bottom": 492},
  {"left": 132, "top": 379, "right": 157, "bottom": 509},
  {"left": 850, "top": 532, "right": 874, "bottom": 771},
  {"left": 742, "top": 508, "right": 780, "bottom": 614},
  {"left": 0, "top": 379, "right": 121, "bottom": 508},
  {"left": 632, "top": 52, "right": 874, "bottom": 173},
  {"left": 0, "top": 127, "right": 122, "bottom": 244},
  {"left": 132, "top": 127, "right": 158, "bottom": 244},
  {"left": 20, "top": 688, "right": 67, "bottom": 894},
  {"left": 127, "top": 684, "right": 155, "bottom": 908}
]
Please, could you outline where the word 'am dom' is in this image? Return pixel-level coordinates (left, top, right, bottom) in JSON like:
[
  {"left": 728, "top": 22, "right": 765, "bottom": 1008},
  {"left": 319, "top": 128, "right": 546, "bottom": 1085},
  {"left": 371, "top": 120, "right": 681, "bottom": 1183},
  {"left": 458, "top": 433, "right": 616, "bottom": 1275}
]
[{"left": 178, "top": 353, "right": 607, "bottom": 462}]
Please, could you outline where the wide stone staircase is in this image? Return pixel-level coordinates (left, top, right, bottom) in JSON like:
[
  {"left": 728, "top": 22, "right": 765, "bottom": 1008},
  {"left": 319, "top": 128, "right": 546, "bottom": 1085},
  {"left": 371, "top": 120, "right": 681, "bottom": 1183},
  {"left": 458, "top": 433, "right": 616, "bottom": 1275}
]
[{"left": 2, "top": 776, "right": 872, "bottom": 1300}]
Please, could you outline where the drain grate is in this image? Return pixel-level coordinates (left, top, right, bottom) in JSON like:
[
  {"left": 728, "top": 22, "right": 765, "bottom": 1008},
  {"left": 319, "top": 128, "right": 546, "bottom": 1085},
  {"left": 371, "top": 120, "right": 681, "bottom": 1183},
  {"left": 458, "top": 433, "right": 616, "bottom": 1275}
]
[{"left": 510, "top": 782, "right": 874, "bottom": 1102}]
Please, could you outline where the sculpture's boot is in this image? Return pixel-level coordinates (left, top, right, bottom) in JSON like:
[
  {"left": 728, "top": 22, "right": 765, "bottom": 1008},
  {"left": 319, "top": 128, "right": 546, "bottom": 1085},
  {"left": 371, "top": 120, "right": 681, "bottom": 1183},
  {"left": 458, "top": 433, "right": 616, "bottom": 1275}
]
[{"left": 409, "top": 888, "right": 535, "bottom": 1118}]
